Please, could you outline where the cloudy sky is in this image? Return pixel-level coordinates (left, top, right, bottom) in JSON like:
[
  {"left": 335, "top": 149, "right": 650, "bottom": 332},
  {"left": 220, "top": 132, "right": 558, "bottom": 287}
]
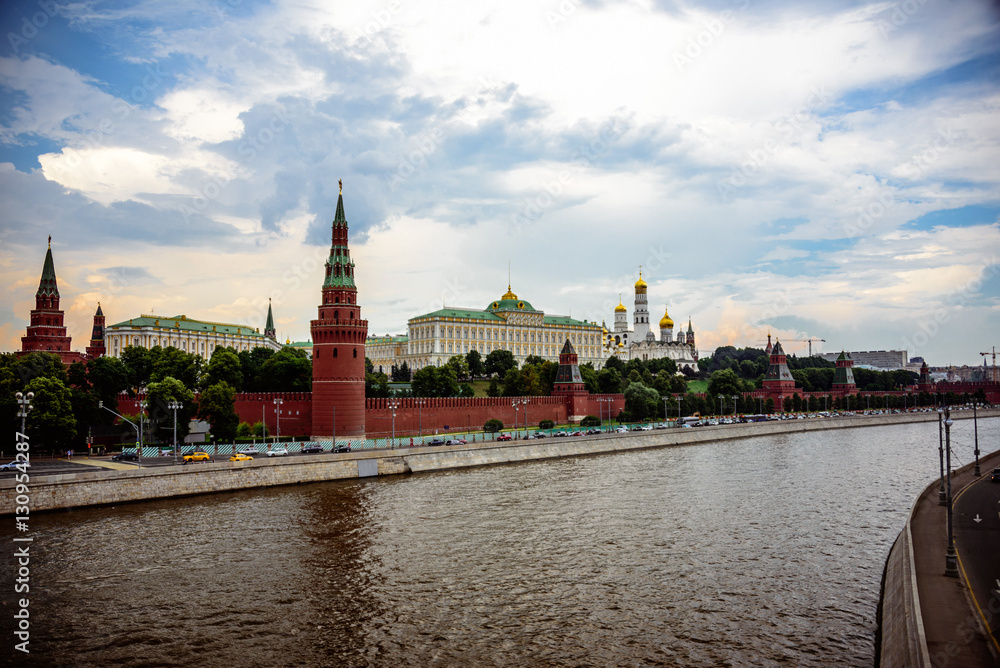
[{"left": 1, "top": 0, "right": 999, "bottom": 367}]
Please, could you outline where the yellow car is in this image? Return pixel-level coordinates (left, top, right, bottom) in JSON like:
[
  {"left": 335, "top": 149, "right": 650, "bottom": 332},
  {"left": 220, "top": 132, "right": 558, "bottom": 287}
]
[
  {"left": 229, "top": 453, "right": 253, "bottom": 462},
  {"left": 183, "top": 451, "right": 211, "bottom": 463}
]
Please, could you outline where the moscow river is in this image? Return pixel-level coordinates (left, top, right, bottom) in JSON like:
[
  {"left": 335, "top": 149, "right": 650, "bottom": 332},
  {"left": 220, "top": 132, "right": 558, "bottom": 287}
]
[{"left": 5, "top": 417, "right": 999, "bottom": 667}]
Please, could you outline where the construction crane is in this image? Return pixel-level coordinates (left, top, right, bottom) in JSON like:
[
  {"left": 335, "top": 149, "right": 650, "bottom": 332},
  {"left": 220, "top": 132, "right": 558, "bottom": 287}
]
[
  {"left": 758, "top": 337, "right": 826, "bottom": 357},
  {"left": 981, "top": 346, "right": 998, "bottom": 383}
]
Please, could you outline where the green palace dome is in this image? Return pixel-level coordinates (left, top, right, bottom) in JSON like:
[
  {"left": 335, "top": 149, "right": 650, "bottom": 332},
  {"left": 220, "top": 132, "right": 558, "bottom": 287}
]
[{"left": 487, "top": 284, "right": 536, "bottom": 312}]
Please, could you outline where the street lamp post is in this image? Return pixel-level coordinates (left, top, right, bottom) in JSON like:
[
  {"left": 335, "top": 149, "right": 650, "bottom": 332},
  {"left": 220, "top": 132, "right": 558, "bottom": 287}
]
[
  {"left": 973, "top": 402, "right": 980, "bottom": 476},
  {"left": 167, "top": 400, "right": 183, "bottom": 463},
  {"left": 937, "top": 408, "right": 946, "bottom": 505},
  {"left": 273, "top": 398, "right": 283, "bottom": 444},
  {"left": 99, "top": 400, "right": 140, "bottom": 469},
  {"left": 15, "top": 391, "right": 34, "bottom": 436},
  {"left": 388, "top": 399, "right": 400, "bottom": 448},
  {"left": 717, "top": 394, "right": 724, "bottom": 417},
  {"left": 732, "top": 395, "right": 739, "bottom": 418},
  {"left": 944, "top": 408, "right": 958, "bottom": 577},
  {"left": 138, "top": 401, "right": 146, "bottom": 467}
]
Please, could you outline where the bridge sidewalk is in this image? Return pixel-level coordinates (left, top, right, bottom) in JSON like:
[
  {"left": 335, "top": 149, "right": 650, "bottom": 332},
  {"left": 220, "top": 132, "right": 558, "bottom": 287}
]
[{"left": 910, "top": 448, "right": 1000, "bottom": 668}]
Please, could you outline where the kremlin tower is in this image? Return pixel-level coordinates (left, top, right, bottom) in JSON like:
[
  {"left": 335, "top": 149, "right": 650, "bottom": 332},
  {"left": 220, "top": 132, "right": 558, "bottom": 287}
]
[
  {"left": 86, "top": 303, "right": 106, "bottom": 358},
  {"left": 20, "top": 237, "right": 84, "bottom": 365},
  {"left": 311, "top": 181, "right": 368, "bottom": 439},
  {"left": 633, "top": 268, "right": 650, "bottom": 342}
]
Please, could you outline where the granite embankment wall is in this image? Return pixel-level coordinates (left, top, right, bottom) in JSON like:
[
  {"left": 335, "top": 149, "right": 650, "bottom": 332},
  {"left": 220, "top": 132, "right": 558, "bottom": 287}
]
[
  {"left": 876, "top": 488, "right": 933, "bottom": 668},
  {"left": 3, "top": 409, "right": 997, "bottom": 515}
]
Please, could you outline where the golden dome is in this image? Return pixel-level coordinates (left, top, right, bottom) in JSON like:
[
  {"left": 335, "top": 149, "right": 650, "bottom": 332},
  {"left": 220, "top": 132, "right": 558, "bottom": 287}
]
[
  {"left": 614, "top": 295, "right": 627, "bottom": 313},
  {"left": 634, "top": 268, "right": 647, "bottom": 292},
  {"left": 501, "top": 283, "right": 518, "bottom": 300},
  {"left": 659, "top": 307, "right": 674, "bottom": 330}
]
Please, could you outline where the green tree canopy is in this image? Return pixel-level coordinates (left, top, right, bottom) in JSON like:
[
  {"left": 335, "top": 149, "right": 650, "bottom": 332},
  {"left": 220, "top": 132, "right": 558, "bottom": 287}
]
[
  {"left": 484, "top": 349, "right": 516, "bottom": 377},
  {"left": 145, "top": 376, "right": 197, "bottom": 443},
  {"left": 25, "top": 376, "right": 77, "bottom": 448},
  {"left": 466, "top": 350, "right": 484, "bottom": 378},
  {"left": 204, "top": 347, "right": 243, "bottom": 390},
  {"left": 707, "top": 368, "right": 744, "bottom": 398},
  {"left": 624, "top": 381, "right": 660, "bottom": 422},
  {"left": 150, "top": 346, "right": 203, "bottom": 389},
  {"left": 198, "top": 381, "right": 240, "bottom": 444},
  {"left": 446, "top": 355, "right": 469, "bottom": 379},
  {"left": 120, "top": 345, "right": 153, "bottom": 391},
  {"left": 411, "top": 365, "right": 459, "bottom": 397},
  {"left": 238, "top": 347, "right": 276, "bottom": 392},
  {"left": 257, "top": 348, "right": 312, "bottom": 391}
]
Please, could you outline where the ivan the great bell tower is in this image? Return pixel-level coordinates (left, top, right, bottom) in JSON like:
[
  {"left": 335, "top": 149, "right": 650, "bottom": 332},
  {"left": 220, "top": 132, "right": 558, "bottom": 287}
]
[{"left": 311, "top": 181, "right": 368, "bottom": 439}]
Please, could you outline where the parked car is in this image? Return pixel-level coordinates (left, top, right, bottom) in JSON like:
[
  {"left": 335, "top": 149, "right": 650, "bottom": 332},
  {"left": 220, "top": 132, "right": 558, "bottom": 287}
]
[
  {"left": 301, "top": 443, "right": 324, "bottom": 454},
  {"left": 427, "top": 438, "right": 447, "bottom": 446},
  {"left": 445, "top": 438, "right": 466, "bottom": 445},
  {"left": 615, "top": 427, "right": 627, "bottom": 433},
  {"left": 0, "top": 460, "right": 29, "bottom": 471},
  {"left": 553, "top": 431, "right": 568, "bottom": 437},
  {"left": 496, "top": 434, "right": 512, "bottom": 442},
  {"left": 267, "top": 446, "right": 288, "bottom": 457},
  {"left": 229, "top": 453, "right": 253, "bottom": 462},
  {"left": 112, "top": 452, "right": 139, "bottom": 461},
  {"left": 237, "top": 445, "right": 259, "bottom": 455},
  {"left": 183, "top": 451, "right": 211, "bottom": 463},
  {"left": 991, "top": 467, "right": 1000, "bottom": 483},
  {"left": 333, "top": 443, "right": 351, "bottom": 453},
  {"left": 533, "top": 431, "right": 546, "bottom": 438}
]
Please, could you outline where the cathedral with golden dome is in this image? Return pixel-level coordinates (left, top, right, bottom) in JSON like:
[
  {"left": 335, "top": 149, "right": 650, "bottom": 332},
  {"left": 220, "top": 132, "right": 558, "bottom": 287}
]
[{"left": 602, "top": 268, "right": 698, "bottom": 369}]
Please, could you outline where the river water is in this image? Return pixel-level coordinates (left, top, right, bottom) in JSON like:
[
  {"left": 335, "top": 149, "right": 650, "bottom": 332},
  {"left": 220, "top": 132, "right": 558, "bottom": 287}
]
[{"left": 4, "top": 417, "right": 999, "bottom": 667}]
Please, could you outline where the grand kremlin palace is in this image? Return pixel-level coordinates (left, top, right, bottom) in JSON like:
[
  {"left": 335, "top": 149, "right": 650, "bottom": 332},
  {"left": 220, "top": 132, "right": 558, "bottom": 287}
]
[{"left": 366, "top": 284, "right": 607, "bottom": 373}]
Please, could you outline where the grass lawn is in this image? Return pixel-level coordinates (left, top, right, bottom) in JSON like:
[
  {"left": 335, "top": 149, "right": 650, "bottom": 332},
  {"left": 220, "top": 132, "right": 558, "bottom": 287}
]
[
  {"left": 686, "top": 379, "right": 708, "bottom": 393},
  {"left": 469, "top": 379, "right": 491, "bottom": 397}
]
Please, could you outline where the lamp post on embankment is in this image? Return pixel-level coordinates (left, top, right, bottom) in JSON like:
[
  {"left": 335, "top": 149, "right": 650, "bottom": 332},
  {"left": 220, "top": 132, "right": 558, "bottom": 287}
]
[
  {"left": 99, "top": 400, "right": 140, "bottom": 469},
  {"left": 943, "top": 408, "right": 958, "bottom": 578},
  {"left": 937, "top": 408, "right": 946, "bottom": 505},
  {"left": 973, "top": 402, "right": 980, "bottom": 476}
]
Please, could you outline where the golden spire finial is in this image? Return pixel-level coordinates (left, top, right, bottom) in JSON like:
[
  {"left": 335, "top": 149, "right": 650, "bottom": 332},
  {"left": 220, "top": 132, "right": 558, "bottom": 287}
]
[{"left": 338, "top": 178, "right": 342, "bottom": 194}]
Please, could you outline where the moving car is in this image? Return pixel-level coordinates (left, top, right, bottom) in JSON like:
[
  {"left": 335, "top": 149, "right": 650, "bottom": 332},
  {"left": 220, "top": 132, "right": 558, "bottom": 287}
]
[
  {"left": 426, "top": 438, "right": 447, "bottom": 446},
  {"left": 0, "top": 460, "right": 29, "bottom": 471},
  {"left": 183, "top": 451, "right": 212, "bottom": 463},
  {"left": 301, "top": 443, "right": 324, "bottom": 454},
  {"left": 991, "top": 467, "right": 1000, "bottom": 483},
  {"left": 333, "top": 443, "right": 351, "bottom": 453},
  {"left": 112, "top": 452, "right": 139, "bottom": 461},
  {"left": 237, "top": 446, "right": 259, "bottom": 455},
  {"left": 229, "top": 453, "right": 253, "bottom": 462},
  {"left": 445, "top": 438, "right": 466, "bottom": 445},
  {"left": 496, "top": 434, "right": 512, "bottom": 441},
  {"left": 267, "top": 446, "right": 288, "bottom": 457}
]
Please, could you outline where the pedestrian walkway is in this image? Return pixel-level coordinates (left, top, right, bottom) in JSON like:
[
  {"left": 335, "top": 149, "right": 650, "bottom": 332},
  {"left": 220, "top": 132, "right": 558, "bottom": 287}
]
[
  {"left": 910, "top": 448, "right": 1000, "bottom": 668},
  {"left": 65, "top": 458, "right": 137, "bottom": 471}
]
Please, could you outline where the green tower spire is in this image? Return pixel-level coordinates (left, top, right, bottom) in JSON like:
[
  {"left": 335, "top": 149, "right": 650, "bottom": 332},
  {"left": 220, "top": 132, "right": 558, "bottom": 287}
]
[
  {"left": 36, "top": 235, "right": 59, "bottom": 299},
  {"left": 264, "top": 298, "right": 276, "bottom": 339}
]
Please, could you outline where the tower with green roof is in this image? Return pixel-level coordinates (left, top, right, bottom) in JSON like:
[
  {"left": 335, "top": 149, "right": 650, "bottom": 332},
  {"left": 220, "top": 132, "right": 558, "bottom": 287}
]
[
  {"left": 311, "top": 181, "right": 368, "bottom": 439},
  {"left": 20, "top": 236, "right": 83, "bottom": 364},
  {"left": 831, "top": 351, "right": 856, "bottom": 391},
  {"left": 264, "top": 299, "right": 276, "bottom": 340}
]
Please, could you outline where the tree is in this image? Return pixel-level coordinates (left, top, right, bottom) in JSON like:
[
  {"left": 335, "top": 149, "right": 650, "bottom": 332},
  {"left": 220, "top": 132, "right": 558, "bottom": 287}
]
[
  {"left": 524, "top": 354, "right": 545, "bottom": 367},
  {"left": 198, "top": 381, "right": 240, "bottom": 444},
  {"left": 150, "top": 346, "right": 203, "bottom": 389},
  {"left": 145, "top": 376, "right": 197, "bottom": 443},
  {"left": 391, "top": 361, "right": 412, "bottom": 382},
  {"left": 580, "top": 415, "right": 600, "bottom": 427},
  {"left": 458, "top": 383, "right": 475, "bottom": 397},
  {"left": 597, "top": 367, "right": 622, "bottom": 394},
  {"left": 238, "top": 346, "right": 276, "bottom": 392},
  {"left": 579, "top": 363, "right": 599, "bottom": 394},
  {"left": 539, "top": 419, "right": 554, "bottom": 430},
  {"left": 707, "top": 368, "right": 743, "bottom": 398},
  {"left": 624, "top": 382, "right": 660, "bottom": 422},
  {"left": 411, "top": 365, "right": 459, "bottom": 397},
  {"left": 483, "top": 418, "right": 504, "bottom": 433},
  {"left": 366, "top": 370, "right": 390, "bottom": 398},
  {"left": 258, "top": 348, "right": 311, "bottom": 391},
  {"left": 14, "top": 352, "right": 68, "bottom": 386},
  {"left": 446, "top": 355, "right": 469, "bottom": 380},
  {"left": 604, "top": 355, "right": 625, "bottom": 373},
  {"left": 484, "top": 349, "right": 516, "bottom": 377},
  {"left": 466, "top": 350, "right": 484, "bottom": 379},
  {"left": 87, "top": 356, "right": 129, "bottom": 414},
  {"left": 25, "top": 376, "right": 77, "bottom": 449},
  {"left": 204, "top": 347, "right": 243, "bottom": 390}
]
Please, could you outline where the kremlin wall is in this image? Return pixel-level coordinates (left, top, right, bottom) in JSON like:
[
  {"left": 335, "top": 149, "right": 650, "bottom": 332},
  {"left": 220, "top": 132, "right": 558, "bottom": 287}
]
[{"left": 13, "top": 186, "right": 1000, "bottom": 444}]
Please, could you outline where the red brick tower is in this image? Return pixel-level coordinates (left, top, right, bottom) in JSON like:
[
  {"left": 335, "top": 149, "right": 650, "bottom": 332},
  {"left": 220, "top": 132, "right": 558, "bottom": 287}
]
[
  {"left": 311, "top": 181, "right": 368, "bottom": 439},
  {"left": 553, "top": 339, "right": 590, "bottom": 422},
  {"left": 20, "top": 237, "right": 83, "bottom": 365},
  {"left": 86, "top": 303, "right": 106, "bottom": 358}
]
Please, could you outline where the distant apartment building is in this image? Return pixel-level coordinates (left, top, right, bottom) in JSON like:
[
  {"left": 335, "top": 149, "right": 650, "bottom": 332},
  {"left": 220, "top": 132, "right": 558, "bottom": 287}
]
[{"left": 820, "top": 350, "right": 907, "bottom": 369}]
